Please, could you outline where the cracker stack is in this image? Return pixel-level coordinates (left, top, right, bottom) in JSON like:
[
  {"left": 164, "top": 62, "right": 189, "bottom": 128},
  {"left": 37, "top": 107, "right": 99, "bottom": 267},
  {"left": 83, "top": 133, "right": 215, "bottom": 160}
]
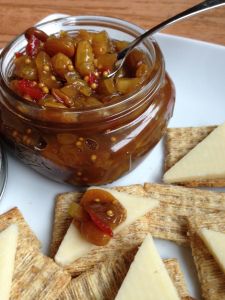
[
  {"left": 49, "top": 182, "right": 225, "bottom": 298},
  {"left": 50, "top": 183, "right": 225, "bottom": 272}
]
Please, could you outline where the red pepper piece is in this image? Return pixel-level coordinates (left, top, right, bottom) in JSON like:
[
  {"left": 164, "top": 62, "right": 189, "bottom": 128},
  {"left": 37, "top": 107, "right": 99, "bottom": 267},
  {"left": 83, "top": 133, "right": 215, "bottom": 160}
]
[
  {"left": 25, "top": 27, "right": 48, "bottom": 42},
  {"left": 16, "top": 79, "right": 44, "bottom": 101},
  {"left": 87, "top": 208, "right": 113, "bottom": 237},
  {"left": 15, "top": 52, "right": 23, "bottom": 58},
  {"left": 88, "top": 72, "right": 97, "bottom": 85},
  {"left": 26, "top": 35, "right": 40, "bottom": 57}
]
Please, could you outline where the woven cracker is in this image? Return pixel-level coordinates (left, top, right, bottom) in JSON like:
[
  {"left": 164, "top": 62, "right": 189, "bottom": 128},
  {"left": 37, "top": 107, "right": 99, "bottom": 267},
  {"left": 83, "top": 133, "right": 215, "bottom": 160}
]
[
  {"left": 0, "top": 207, "right": 40, "bottom": 251},
  {"left": 51, "top": 184, "right": 225, "bottom": 275},
  {"left": 58, "top": 252, "right": 190, "bottom": 300},
  {"left": 164, "top": 125, "right": 225, "bottom": 187},
  {"left": 144, "top": 183, "right": 225, "bottom": 245},
  {"left": 163, "top": 259, "right": 190, "bottom": 299},
  {"left": 11, "top": 246, "right": 71, "bottom": 300},
  {"left": 0, "top": 208, "right": 70, "bottom": 299},
  {"left": 49, "top": 192, "right": 82, "bottom": 257},
  {"left": 188, "top": 212, "right": 225, "bottom": 300},
  {"left": 164, "top": 126, "right": 216, "bottom": 171}
]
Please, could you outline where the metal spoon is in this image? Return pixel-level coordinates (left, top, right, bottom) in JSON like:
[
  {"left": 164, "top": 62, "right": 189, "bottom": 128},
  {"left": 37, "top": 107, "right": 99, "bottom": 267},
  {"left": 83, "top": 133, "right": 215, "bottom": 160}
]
[{"left": 108, "top": 0, "right": 225, "bottom": 78}]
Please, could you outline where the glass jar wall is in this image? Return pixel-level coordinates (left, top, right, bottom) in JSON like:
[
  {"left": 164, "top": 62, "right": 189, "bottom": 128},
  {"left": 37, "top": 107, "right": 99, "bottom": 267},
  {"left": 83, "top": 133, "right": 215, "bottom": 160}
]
[{"left": 0, "top": 16, "right": 175, "bottom": 185}]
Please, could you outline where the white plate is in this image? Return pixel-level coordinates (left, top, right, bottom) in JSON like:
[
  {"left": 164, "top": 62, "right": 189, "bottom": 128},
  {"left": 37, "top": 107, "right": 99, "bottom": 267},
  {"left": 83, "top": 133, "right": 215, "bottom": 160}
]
[{"left": 1, "top": 14, "right": 225, "bottom": 300}]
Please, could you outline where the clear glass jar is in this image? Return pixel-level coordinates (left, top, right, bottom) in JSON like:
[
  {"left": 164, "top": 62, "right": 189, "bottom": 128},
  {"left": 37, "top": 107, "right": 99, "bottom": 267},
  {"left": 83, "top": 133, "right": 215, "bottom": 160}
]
[{"left": 0, "top": 16, "right": 175, "bottom": 186}]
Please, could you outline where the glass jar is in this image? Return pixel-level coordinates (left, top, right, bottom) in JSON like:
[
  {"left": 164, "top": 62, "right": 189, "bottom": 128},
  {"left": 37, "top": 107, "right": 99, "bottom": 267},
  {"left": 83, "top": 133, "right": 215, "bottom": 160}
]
[{"left": 0, "top": 16, "right": 175, "bottom": 186}]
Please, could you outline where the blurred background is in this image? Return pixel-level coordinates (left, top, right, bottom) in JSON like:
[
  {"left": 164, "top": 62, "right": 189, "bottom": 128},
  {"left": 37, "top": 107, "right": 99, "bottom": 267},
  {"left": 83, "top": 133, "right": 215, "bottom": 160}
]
[{"left": 0, "top": 0, "right": 225, "bottom": 48}]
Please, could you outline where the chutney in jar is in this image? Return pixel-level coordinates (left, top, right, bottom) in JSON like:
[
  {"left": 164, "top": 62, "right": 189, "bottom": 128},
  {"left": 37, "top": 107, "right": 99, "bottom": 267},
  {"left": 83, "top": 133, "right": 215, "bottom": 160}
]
[
  {"left": 0, "top": 16, "right": 175, "bottom": 185},
  {"left": 10, "top": 27, "right": 153, "bottom": 108}
]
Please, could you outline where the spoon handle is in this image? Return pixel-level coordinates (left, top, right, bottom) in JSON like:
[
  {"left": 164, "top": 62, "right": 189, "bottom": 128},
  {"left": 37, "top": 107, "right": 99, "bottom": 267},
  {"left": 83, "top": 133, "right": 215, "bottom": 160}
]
[{"left": 118, "top": 0, "right": 225, "bottom": 60}]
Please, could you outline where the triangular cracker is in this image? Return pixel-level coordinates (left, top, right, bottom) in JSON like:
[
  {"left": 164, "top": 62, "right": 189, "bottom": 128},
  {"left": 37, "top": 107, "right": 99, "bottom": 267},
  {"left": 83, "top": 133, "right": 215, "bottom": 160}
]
[
  {"left": 188, "top": 211, "right": 225, "bottom": 300},
  {"left": 164, "top": 125, "right": 225, "bottom": 187}
]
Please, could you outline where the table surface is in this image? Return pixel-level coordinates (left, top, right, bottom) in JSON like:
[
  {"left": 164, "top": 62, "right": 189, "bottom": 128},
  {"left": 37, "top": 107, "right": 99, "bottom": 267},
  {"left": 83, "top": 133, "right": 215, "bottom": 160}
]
[{"left": 0, "top": 0, "right": 225, "bottom": 49}]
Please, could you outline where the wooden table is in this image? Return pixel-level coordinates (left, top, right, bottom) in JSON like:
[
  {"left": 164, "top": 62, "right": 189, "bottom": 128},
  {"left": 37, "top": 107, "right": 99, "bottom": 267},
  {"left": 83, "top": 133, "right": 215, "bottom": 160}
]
[{"left": 0, "top": 0, "right": 225, "bottom": 49}]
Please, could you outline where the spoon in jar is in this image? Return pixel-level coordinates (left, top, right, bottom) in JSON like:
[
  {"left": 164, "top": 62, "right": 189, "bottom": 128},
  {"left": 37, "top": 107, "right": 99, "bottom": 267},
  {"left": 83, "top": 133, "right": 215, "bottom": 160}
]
[{"left": 108, "top": 0, "right": 225, "bottom": 78}]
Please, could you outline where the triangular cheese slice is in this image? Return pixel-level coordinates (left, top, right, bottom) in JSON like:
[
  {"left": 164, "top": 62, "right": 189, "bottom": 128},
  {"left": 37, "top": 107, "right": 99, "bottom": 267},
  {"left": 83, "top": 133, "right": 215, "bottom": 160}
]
[
  {"left": 163, "top": 122, "right": 225, "bottom": 183},
  {"left": 55, "top": 188, "right": 159, "bottom": 266},
  {"left": 0, "top": 224, "right": 18, "bottom": 300},
  {"left": 115, "top": 234, "right": 180, "bottom": 300},
  {"left": 198, "top": 228, "right": 225, "bottom": 274}
]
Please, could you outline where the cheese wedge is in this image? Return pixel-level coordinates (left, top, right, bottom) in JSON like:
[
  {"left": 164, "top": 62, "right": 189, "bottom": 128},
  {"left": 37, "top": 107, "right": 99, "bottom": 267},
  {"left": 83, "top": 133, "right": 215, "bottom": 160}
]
[
  {"left": 198, "top": 228, "right": 225, "bottom": 275},
  {"left": 163, "top": 122, "right": 225, "bottom": 183},
  {"left": 0, "top": 224, "right": 18, "bottom": 300},
  {"left": 115, "top": 234, "right": 180, "bottom": 300},
  {"left": 55, "top": 188, "right": 159, "bottom": 266}
]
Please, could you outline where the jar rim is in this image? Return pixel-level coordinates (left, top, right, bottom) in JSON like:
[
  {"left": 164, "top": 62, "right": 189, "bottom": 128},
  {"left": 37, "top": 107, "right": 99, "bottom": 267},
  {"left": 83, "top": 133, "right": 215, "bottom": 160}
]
[{"left": 0, "top": 15, "right": 165, "bottom": 117}]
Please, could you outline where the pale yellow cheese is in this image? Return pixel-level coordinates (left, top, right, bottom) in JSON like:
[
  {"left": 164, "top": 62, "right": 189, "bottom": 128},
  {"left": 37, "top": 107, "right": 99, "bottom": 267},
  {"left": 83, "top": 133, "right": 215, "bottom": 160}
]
[
  {"left": 115, "top": 234, "right": 180, "bottom": 300},
  {"left": 0, "top": 224, "right": 18, "bottom": 300},
  {"left": 163, "top": 122, "right": 225, "bottom": 183},
  {"left": 55, "top": 188, "right": 159, "bottom": 266},
  {"left": 198, "top": 228, "right": 225, "bottom": 275}
]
